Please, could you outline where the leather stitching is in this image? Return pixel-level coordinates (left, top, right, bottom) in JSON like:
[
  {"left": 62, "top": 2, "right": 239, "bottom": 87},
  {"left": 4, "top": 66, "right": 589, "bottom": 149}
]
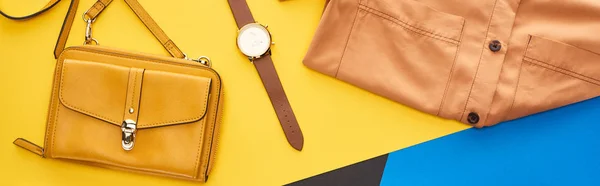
[
  {"left": 47, "top": 54, "right": 219, "bottom": 178},
  {"left": 99, "top": 0, "right": 109, "bottom": 6},
  {"left": 357, "top": 4, "right": 460, "bottom": 44},
  {"left": 207, "top": 86, "right": 225, "bottom": 177},
  {"left": 63, "top": 47, "right": 220, "bottom": 87},
  {"left": 91, "top": 4, "right": 99, "bottom": 12},
  {"left": 123, "top": 0, "right": 185, "bottom": 58},
  {"left": 48, "top": 48, "right": 223, "bottom": 179},
  {"left": 124, "top": 68, "right": 133, "bottom": 117},
  {"left": 140, "top": 118, "right": 204, "bottom": 127},
  {"left": 60, "top": 47, "right": 222, "bottom": 178},
  {"left": 51, "top": 103, "right": 60, "bottom": 157},
  {"left": 199, "top": 79, "right": 217, "bottom": 179},
  {"left": 95, "top": 3, "right": 103, "bottom": 11},
  {"left": 131, "top": 70, "right": 138, "bottom": 107},
  {"left": 164, "top": 41, "right": 176, "bottom": 56},
  {"left": 58, "top": 60, "right": 210, "bottom": 127},
  {"left": 139, "top": 80, "right": 211, "bottom": 128},
  {"left": 46, "top": 48, "right": 221, "bottom": 179},
  {"left": 59, "top": 64, "right": 120, "bottom": 124},
  {"left": 164, "top": 40, "right": 183, "bottom": 58},
  {"left": 128, "top": 1, "right": 173, "bottom": 55},
  {"left": 44, "top": 60, "right": 65, "bottom": 157},
  {"left": 165, "top": 39, "right": 175, "bottom": 49},
  {"left": 60, "top": 48, "right": 221, "bottom": 116},
  {"left": 88, "top": 1, "right": 106, "bottom": 18},
  {"left": 14, "top": 139, "right": 43, "bottom": 155},
  {"left": 193, "top": 115, "right": 206, "bottom": 179},
  {"left": 52, "top": 156, "right": 196, "bottom": 179}
]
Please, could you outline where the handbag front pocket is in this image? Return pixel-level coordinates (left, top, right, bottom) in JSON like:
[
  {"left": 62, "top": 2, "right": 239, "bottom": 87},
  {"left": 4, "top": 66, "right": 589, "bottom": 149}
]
[
  {"left": 336, "top": 0, "right": 465, "bottom": 114},
  {"left": 507, "top": 36, "right": 600, "bottom": 120},
  {"left": 47, "top": 59, "right": 212, "bottom": 179}
]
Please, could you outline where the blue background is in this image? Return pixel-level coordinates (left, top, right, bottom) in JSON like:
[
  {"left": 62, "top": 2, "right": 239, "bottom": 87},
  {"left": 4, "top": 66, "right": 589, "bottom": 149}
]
[{"left": 381, "top": 97, "right": 600, "bottom": 186}]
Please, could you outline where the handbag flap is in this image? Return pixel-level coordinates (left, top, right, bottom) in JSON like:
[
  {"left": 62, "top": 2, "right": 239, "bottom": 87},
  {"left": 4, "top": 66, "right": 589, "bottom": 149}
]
[{"left": 58, "top": 59, "right": 211, "bottom": 129}]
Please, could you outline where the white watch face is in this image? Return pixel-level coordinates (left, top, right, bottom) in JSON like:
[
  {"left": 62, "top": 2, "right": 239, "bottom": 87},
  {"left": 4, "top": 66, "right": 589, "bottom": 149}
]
[{"left": 237, "top": 23, "right": 271, "bottom": 57}]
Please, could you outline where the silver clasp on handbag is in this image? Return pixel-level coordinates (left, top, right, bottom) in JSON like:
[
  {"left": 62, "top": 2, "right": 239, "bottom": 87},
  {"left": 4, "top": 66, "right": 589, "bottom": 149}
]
[
  {"left": 121, "top": 119, "right": 137, "bottom": 151},
  {"left": 183, "top": 53, "right": 212, "bottom": 68},
  {"left": 82, "top": 12, "right": 99, "bottom": 45}
]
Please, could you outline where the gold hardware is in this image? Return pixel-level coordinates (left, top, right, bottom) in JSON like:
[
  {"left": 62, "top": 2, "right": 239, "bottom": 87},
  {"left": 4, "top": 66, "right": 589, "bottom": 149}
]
[
  {"left": 83, "top": 15, "right": 99, "bottom": 45},
  {"left": 195, "top": 56, "right": 212, "bottom": 68},
  {"left": 184, "top": 53, "right": 212, "bottom": 68},
  {"left": 121, "top": 119, "right": 137, "bottom": 151}
]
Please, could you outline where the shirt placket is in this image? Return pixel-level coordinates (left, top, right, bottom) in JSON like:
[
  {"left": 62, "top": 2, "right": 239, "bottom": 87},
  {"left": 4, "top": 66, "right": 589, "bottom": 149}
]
[{"left": 460, "top": 0, "right": 519, "bottom": 127}]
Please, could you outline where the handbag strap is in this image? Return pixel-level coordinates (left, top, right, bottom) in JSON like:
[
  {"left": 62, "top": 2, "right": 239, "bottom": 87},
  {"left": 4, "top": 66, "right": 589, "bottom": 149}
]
[
  {"left": 0, "top": 0, "right": 186, "bottom": 59},
  {"left": 7, "top": 0, "right": 196, "bottom": 157}
]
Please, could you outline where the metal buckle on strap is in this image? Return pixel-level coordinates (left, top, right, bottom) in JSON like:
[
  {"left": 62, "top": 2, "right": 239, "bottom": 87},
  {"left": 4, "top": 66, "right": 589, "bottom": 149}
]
[
  {"left": 121, "top": 119, "right": 137, "bottom": 151},
  {"left": 83, "top": 12, "right": 99, "bottom": 45},
  {"left": 183, "top": 53, "right": 212, "bottom": 68}
]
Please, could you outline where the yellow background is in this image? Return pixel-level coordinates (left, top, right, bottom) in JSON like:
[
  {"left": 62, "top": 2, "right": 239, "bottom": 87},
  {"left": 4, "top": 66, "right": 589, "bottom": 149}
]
[{"left": 0, "top": 0, "right": 470, "bottom": 185}]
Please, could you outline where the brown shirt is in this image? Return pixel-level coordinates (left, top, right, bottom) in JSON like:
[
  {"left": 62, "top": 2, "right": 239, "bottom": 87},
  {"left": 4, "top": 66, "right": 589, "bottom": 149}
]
[{"left": 304, "top": 0, "right": 600, "bottom": 127}]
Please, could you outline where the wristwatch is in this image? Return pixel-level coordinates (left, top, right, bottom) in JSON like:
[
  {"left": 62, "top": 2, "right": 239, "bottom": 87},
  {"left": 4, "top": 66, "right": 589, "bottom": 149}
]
[{"left": 227, "top": 0, "right": 304, "bottom": 151}]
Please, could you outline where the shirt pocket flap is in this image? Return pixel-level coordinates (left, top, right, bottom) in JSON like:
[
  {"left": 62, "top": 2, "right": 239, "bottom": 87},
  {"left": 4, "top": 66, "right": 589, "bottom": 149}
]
[
  {"left": 524, "top": 35, "right": 600, "bottom": 80},
  {"left": 58, "top": 59, "right": 211, "bottom": 129}
]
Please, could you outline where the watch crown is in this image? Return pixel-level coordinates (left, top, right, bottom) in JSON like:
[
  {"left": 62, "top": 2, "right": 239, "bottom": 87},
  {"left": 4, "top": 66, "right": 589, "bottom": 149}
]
[{"left": 271, "top": 42, "right": 275, "bottom": 45}]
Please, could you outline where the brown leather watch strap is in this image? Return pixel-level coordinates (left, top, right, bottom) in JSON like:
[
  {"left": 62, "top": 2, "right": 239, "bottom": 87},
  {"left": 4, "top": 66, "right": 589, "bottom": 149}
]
[
  {"left": 227, "top": 0, "right": 305, "bottom": 151},
  {"left": 253, "top": 55, "right": 304, "bottom": 151},
  {"left": 227, "top": 0, "right": 255, "bottom": 29}
]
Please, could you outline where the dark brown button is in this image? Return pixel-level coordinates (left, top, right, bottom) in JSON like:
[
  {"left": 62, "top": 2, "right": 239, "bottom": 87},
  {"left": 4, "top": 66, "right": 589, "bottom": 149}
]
[
  {"left": 489, "top": 40, "right": 501, "bottom": 52},
  {"left": 467, "top": 112, "right": 479, "bottom": 124}
]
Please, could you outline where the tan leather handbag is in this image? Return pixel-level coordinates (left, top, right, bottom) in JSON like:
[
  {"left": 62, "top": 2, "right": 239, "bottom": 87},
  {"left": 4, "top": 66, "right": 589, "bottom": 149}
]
[{"left": 3, "top": 0, "right": 223, "bottom": 182}]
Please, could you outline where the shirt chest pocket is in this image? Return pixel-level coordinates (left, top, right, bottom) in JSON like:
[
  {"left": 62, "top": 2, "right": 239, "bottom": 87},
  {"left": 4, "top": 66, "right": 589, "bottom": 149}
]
[
  {"left": 336, "top": 0, "right": 465, "bottom": 115},
  {"left": 507, "top": 35, "right": 600, "bottom": 120}
]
